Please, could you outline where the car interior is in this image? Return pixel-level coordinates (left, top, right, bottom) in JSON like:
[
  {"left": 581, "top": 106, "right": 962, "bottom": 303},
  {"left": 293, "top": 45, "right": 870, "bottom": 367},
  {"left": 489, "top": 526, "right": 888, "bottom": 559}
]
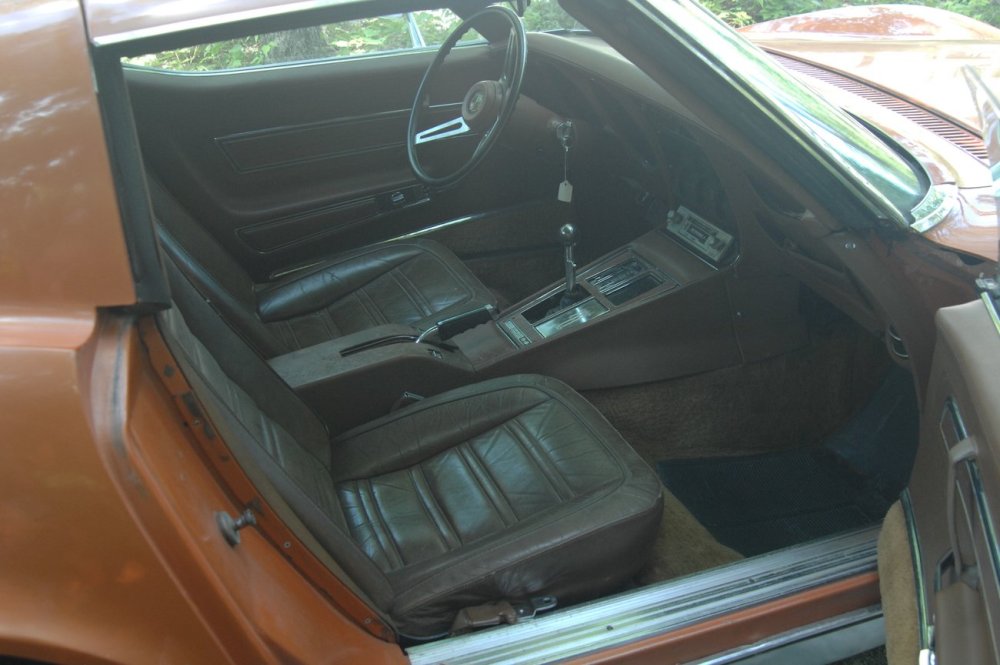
[{"left": 114, "top": 2, "right": 954, "bottom": 655}]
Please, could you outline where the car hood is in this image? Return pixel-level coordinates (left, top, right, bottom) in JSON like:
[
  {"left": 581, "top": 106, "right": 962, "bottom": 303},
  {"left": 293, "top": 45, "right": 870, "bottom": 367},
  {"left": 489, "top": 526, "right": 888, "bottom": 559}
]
[
  {"left": 741, "top": 5, "right": 1000, "bottom": 134},
  {"left": 742, "top": 5, "right": 999, "bottom": 261}
]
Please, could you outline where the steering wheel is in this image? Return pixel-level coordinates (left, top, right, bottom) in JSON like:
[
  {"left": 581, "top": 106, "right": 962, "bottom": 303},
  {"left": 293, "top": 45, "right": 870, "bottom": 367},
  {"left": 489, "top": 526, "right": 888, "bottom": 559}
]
[{"left": 407, "top": 5, "right": 527, "bottom": 189}]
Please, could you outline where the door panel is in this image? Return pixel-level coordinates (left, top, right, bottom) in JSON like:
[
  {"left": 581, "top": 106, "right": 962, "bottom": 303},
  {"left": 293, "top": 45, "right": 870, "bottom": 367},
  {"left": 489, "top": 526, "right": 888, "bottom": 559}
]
[
  {"left": 127, "top": 45, "right": 552, "bottom": 278},
  {"left": 905, "top": 299, "right": 1000, "bottom": 663}
]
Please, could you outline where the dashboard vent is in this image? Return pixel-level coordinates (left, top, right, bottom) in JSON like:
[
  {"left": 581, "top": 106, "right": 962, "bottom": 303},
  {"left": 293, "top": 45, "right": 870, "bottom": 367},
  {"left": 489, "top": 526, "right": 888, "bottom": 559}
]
[{"left": 771, "top": 53, "right": 989, "bottom": 163}]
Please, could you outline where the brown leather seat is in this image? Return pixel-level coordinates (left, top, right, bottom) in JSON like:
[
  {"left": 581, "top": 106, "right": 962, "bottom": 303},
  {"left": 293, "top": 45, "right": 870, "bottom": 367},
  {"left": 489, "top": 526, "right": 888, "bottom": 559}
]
[
  {"left": 160, "top": 253, "right": 664, "bottom": 638},
  {"left": 151, "top": 180, "right": 497, "bottom": 358}
]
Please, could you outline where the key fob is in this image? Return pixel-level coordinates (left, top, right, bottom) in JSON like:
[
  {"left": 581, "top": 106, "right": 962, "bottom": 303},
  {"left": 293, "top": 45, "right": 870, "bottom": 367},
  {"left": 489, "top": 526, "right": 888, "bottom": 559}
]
[{"left": 558, "top": 180, "right": 573, "bottom": 203}]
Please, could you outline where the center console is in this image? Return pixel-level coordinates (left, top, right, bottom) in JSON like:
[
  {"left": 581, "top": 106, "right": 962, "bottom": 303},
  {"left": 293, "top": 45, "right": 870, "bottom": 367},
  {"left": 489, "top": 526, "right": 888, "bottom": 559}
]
[
  {"left": 270, "top": 206, "right": 744, "bottom": 434},
  {"left": 498, "top": 248, "right": 677, "bottom": 347}
]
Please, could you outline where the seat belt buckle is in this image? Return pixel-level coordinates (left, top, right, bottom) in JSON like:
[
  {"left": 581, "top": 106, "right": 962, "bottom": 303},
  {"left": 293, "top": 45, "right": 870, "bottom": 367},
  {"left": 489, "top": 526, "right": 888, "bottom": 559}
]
[{"left": 450, "top": 595, "right": 557, "bottom": 635}]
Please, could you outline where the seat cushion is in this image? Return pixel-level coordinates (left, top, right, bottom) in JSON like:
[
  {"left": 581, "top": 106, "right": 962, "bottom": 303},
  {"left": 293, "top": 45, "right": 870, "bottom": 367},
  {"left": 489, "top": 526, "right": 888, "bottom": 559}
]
[
  {"left": 257, "top": 239, "right": 496, "bottom": 354},
  {"left": 331, "top": 375, "right": 664, "bottom": 637}
]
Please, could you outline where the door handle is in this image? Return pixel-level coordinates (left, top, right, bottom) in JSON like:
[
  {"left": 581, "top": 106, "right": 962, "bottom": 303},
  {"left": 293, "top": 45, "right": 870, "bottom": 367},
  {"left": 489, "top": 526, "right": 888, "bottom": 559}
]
[{"left": 946, "top": 437, "right": 977, "bottom": 579}]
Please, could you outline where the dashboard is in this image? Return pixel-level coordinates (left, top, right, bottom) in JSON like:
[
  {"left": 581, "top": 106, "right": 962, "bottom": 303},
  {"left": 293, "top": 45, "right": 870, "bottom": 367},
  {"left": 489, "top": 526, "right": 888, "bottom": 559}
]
[{"left": 523, "top": 32, "right": 740, "bottom": 268}]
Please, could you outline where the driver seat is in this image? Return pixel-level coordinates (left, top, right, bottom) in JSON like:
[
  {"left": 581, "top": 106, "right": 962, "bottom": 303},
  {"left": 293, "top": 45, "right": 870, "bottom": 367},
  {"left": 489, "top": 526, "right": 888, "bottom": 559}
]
[{"left": 150, "top": 179, "right": 497, "bottom": 358}]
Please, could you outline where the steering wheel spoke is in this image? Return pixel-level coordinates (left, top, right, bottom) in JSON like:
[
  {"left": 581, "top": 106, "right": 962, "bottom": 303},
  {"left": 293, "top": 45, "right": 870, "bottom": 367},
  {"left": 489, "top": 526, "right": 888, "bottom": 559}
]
[
  {"left": 415, "top": 116, "right": 471, "bottom": 145},
  {"left": 499, "top": 30, "right": 517, "bottom": 86}
]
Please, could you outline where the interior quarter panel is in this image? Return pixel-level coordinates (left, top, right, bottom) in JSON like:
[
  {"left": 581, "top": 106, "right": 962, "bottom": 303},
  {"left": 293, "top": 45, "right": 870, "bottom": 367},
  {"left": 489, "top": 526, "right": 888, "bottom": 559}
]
[{"left": 905, "top": 299, "right": 1000, "bottom": 663}]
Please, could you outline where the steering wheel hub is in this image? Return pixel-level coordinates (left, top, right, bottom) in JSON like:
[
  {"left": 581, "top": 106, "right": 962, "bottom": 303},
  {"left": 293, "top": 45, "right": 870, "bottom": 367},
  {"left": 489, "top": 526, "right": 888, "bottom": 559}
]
[{"left": 463, "top": 81, "right": 504, "bottom": 132}]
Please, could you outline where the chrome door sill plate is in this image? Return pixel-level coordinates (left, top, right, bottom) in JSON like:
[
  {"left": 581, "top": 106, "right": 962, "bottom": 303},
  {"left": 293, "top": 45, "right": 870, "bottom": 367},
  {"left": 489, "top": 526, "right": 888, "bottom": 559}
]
[
  {"left": 407, "top": 526, "right": 880, "bottom": 665},
  {"left": 694, "top": 605, "right": 884, "bottom": 664}
]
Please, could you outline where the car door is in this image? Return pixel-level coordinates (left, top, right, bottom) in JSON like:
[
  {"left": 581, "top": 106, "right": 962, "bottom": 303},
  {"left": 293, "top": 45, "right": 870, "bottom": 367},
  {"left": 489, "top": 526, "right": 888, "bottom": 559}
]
[
  {"left": 901, "top": 71, "right": 1000, "bottom": 665},
  {"left": 124, "top": 10, "right": 551, "bottom": 280}
]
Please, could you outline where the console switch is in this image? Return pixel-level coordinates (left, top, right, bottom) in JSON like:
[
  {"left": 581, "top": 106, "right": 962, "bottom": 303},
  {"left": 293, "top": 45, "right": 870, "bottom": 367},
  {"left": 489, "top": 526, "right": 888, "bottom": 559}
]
[{"left": 665, "top": 206, "right": 735, "bottom": 264}]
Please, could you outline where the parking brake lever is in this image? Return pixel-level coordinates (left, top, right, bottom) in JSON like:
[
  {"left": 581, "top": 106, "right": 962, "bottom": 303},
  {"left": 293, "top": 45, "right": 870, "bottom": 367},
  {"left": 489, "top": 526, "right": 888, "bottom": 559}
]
[{"left": 417, "top": 305, "right": 496, "bottom": 344}]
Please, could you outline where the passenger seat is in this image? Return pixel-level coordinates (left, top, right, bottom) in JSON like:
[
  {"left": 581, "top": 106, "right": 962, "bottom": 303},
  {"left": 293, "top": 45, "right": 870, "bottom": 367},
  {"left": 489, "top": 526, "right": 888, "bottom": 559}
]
[
  {"left": 150, "top": 179, "right": 497, "bottom": 358},
  {"left": 158, "top": 252, "right": 664, "bottom": 638}
]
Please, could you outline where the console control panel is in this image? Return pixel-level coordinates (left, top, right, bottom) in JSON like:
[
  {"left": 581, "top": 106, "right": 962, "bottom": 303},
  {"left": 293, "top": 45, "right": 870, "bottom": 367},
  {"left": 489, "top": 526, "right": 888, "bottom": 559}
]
[
  {"left": 664, "top": 206, "right": 735, "bottom": 264},
  {"left": 501, "top": 319, "right": 532, "bottom": 347}
]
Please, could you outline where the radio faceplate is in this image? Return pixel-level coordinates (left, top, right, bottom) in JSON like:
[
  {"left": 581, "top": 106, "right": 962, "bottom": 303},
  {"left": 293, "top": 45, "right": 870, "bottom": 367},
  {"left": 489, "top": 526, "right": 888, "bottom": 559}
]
[{"left": 664, "top": 206, "right": 735, "bottom": 264}]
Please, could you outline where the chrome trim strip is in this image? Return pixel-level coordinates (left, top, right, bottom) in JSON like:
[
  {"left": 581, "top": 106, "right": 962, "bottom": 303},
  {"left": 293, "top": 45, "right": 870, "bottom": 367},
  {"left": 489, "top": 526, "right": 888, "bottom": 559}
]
[
  {"left": 944, "top": 398, "right": 1000, "bottom": 648},
  {"left": 92, "top": 1, "right": 346, "bottom": 47},
  {"left": 946, "top": 397, "right": 969, "bottom": 440},
  {"left": 901, "top": 489, "right": 931, "bottom": 650},
  {"left": 407, "top": 527, "right": 880, "bottom": 665},
  {"left": 386, "top": 200, "right": 566, "bottom": 243},
  {"left": 692, "top": 605, "right": 884, "bottom": 665},
  {"left": 388, "top": 215, "right": 476, "bottom": 241},
  {"left": 910, "top": 185, "right": 957, "bottom": 234},
  {"left": 967, "top": 461, "right": 1000, "bottom": 603},
  {"left": 982, "top": 291, "right": 1000, "bottom": 337}
]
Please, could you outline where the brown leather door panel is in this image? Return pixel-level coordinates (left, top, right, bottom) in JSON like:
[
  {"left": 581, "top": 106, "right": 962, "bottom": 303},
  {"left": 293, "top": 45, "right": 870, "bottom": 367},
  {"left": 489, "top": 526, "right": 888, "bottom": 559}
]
[
  {"left": 904, "top": 299, "right": 1000, "bottom": 664},
  {"left": 126, "top": 44, "right": 538, "bottom": 278},
  {"left": 215, "top": 105, "right": 464, "bottom": 174}
]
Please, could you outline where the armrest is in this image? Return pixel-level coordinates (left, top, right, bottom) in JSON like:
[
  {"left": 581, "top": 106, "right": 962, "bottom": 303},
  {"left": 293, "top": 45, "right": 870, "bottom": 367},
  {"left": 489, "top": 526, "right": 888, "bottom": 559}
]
[{"left": 267, "top": 325, "right": 478, "bottom": 435}]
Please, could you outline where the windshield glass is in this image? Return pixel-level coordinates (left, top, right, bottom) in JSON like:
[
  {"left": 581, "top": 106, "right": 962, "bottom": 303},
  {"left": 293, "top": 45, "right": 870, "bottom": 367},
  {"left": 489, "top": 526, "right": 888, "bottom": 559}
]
[
  {"left": 524, "top": 0, "right": 587, "bottom": 32},
  {"left": 646, "top": 0, "right": 926, "bottom": 222}
]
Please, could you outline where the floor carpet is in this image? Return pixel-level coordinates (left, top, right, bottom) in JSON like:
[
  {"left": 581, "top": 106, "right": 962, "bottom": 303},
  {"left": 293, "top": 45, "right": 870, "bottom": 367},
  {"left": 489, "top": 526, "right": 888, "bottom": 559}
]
[
  {"left": 584, "top": 303, "right": 891, "bottom": 466},
  {"left": 656, "top": 366, "right": 917, "bottom": 555}
]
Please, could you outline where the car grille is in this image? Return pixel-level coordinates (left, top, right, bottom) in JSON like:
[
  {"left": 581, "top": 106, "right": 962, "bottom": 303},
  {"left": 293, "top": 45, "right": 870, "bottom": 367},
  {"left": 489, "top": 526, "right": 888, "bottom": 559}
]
[{"left": 772, "top": 53, "right": 989, "bottom": 163}]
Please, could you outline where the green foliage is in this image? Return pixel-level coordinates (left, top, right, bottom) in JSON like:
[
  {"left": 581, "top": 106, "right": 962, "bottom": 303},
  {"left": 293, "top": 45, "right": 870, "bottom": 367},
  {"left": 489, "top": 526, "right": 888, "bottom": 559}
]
[
  {"left": 522, "top": 0, "right": 585, "bottom": 31},
  {"left": 125, "top": 0, "right": 999, "bottom": 72},
  {"left": 127, "top": 34, "right": 279, "bottom": 71}
]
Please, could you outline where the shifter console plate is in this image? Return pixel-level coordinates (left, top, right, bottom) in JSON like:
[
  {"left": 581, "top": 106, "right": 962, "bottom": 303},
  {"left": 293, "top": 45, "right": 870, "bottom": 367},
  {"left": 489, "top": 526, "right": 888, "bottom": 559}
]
[
  {"left": 535, "top": 298, "right": 608, "bottom": 338},
  {"left": 588, "top": 257, "right": 651, "bottom": 294}
]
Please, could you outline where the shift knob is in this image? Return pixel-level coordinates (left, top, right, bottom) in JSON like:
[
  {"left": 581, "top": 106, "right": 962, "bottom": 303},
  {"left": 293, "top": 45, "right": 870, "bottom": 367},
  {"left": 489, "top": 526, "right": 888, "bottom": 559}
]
[{"left": 559, "top": 224, "right": 577, "bottom": 247}]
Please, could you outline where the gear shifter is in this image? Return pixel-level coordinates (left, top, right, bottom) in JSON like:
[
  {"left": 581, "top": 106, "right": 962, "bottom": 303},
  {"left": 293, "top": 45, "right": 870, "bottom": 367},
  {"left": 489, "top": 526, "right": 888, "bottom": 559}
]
[{"left": 559, "top": 224, "right": 586, "bottom": 307}]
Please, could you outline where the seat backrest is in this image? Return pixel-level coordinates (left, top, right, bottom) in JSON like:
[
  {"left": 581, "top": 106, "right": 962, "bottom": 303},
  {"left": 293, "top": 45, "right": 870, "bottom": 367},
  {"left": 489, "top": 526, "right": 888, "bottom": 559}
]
[
  {"left": 149, "top": 179, "right": 288, "bottom": 357},
  {"left": 158, "top": 253, "right": 395, "bottom": 609}
]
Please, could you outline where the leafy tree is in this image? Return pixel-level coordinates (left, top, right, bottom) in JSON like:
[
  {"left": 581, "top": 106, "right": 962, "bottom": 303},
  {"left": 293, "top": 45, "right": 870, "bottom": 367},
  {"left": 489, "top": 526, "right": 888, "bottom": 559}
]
[{"left": 125, "top": 0, "right": 999, "bottom": 72}]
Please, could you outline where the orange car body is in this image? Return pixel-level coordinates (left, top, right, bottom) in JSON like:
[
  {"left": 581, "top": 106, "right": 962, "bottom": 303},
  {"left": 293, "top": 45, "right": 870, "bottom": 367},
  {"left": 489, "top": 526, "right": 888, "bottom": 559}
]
[
  {"left": 0, "top": 3, "right": 401, "bottom": 664},
  {"left": 0, "top": 1, "right": 993, "bottom": 663}
]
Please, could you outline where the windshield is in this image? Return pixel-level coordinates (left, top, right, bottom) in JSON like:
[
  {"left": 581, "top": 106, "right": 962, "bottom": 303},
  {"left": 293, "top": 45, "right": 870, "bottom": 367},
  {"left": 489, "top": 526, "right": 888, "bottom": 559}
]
[{"left": 645, "top": 0, "right": 926, "bottom": 223}]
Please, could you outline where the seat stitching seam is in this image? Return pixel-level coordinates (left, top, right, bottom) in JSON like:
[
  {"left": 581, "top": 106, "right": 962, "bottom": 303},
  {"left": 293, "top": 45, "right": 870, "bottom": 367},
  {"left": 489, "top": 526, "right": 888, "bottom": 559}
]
[
  {"left": 500, "top": 421, "right": 565, "bottom": 504},
  {"left": 350, "top": 480, "right": 393, "bottom": 568},
  {"left": 357, "top": 479, "right": 406, "bottom": 570},
  {"left": 317, "top": 306, "right": 342, "bottom": 339},
  {"left": 272, "top": 318, "right": 301, "bottom": 351},
  {"left": 353, "top": 286, "right": 388, "bottom": 326},
  {"left": 338, "top": 481, "right": 390, "bottom": 567},
  {"left": 388, "top": 268, "right": 429, "bottom": 318},
  {"left": 391, "top": 264, "right": 434, "bottom": 318},
  {"left": 409, "top": 466, "right": 461, "bottom": 551},
  {"left": 457, "top": 442, "right": 517, "bottom": 528},
  {"left": 335, "top": 385, "right": 551, "bottom": 439},
  {"left": 508, "top": 415, "right": 575, "bottom": 501}
]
